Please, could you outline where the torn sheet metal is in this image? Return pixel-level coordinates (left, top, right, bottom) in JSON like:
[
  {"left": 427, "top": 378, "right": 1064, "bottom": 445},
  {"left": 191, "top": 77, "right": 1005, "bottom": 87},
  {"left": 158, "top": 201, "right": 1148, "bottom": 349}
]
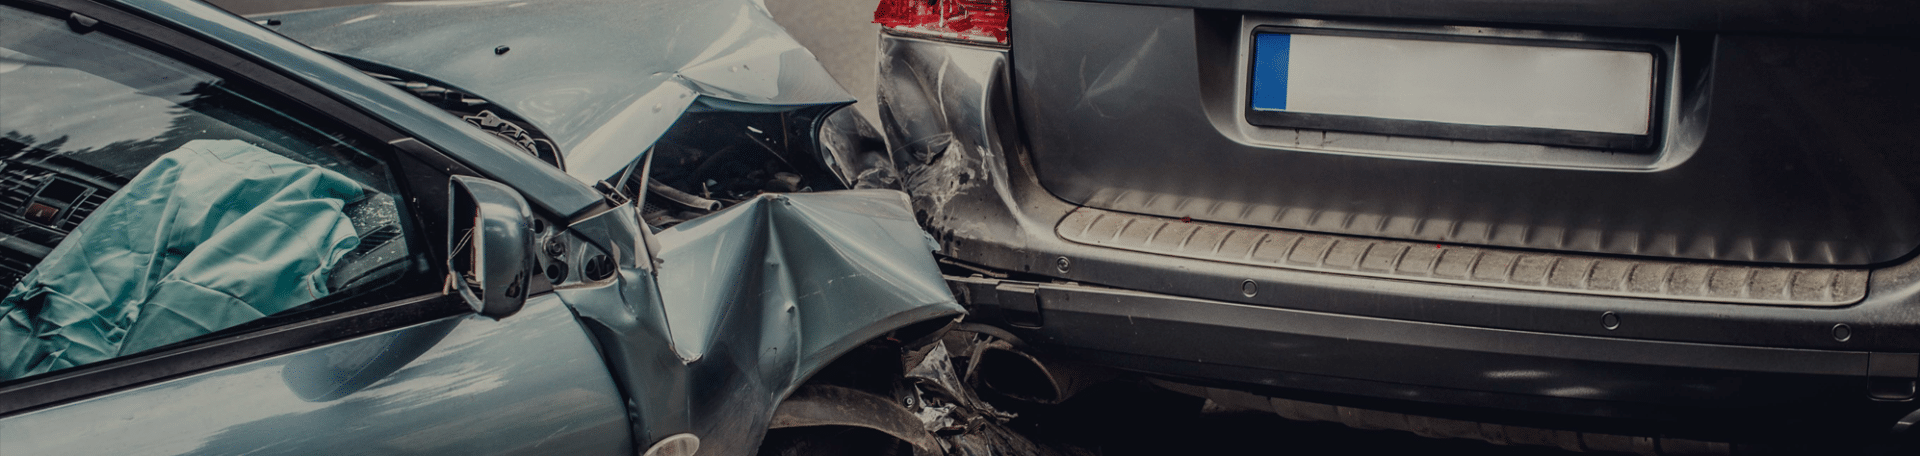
[
  {"left": 902, "top": 341, "right": 1014, "bottom": 432},
  {"left": 264, "top": 0, "right": 856, "bottom": 186},
  {"left": 1, "top": 140, "right": 363, "bottom": 380},
  {"left": 874, "top": 35, "right": 1029, "bottom": 253},
  {"left": 556, "top": 190, "right": 962, "bottom": 455},
  {"left": 895, "top": 340, "right": 1089, "bottom": 456},
  {"left": 767, "top": 385, "right": 944, "bottom": 456},
  {"left": 816, "top": 107, "right": 900, "bottom": 190}
]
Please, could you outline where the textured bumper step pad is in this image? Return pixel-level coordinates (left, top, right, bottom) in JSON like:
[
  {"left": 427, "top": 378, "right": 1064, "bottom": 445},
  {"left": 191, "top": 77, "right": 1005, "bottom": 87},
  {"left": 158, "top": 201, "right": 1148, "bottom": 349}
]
[{"left": 1058, "top": 208, "right": 1866, "bottom": 306}]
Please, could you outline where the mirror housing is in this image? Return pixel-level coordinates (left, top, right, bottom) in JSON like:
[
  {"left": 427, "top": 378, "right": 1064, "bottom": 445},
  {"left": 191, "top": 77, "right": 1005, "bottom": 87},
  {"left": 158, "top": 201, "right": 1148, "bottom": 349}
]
[{"left": 448, "top": 176, "right": 535, "bottom": 318}]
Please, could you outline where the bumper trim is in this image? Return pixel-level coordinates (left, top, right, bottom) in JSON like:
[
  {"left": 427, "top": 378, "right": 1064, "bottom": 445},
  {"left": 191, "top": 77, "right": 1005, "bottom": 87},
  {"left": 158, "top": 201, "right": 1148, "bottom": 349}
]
[
  {"left": 956, "top": 273, "right": 1920, "bottom": 410},
  {"left": 1150, "top": 379, "right": 1726, "bottom": 454},
  {"left": 956, "top": 275, "right": 1870, "bottom": 377},
  {"left": 951, "top": 275, "right": 1918, "bottom": 438},
  {"left": 1058, "top": 207, "right": 1869, "bottom": 306}
]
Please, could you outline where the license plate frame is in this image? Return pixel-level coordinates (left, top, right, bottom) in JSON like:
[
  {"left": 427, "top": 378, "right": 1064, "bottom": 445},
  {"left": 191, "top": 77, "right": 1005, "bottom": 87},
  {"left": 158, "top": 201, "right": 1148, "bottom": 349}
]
[{"left": 1245, "top": 25, "right": 1666, "bottom": 151}]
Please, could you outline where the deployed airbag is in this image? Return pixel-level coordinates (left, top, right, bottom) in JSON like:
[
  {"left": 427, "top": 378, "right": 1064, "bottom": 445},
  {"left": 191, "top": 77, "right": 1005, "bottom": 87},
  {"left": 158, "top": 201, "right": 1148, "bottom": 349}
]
[{"left": 1, "top": 140, "right": 364, "bottom": 380}]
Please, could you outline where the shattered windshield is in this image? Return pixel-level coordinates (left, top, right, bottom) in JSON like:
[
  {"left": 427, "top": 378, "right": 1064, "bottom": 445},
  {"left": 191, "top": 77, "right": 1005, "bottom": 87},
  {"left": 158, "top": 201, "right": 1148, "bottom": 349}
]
[{"left": 0, "top": 5, "right": 411, "bottom": 381}]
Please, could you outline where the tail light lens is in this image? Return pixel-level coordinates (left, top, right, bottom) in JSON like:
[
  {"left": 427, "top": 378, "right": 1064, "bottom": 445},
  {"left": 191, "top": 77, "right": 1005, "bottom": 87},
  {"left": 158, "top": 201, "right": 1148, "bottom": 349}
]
[{"left": 874, "top": 0, "right": 1009, "bottom": 45}]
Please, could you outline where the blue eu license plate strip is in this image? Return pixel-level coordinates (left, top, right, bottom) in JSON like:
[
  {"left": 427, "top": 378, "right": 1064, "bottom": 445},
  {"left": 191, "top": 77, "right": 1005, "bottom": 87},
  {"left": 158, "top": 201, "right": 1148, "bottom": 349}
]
[{"left": 1250, "top": 34, "right": 1290, "bottom": 111}]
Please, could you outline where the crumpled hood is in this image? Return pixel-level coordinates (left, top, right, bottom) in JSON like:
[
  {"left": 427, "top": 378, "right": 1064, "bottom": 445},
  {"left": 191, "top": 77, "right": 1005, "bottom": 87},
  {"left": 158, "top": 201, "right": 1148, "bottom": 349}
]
[
  {"left": 552, "top": 189, "right": 963, "bottom": 454},
  {"left": 261, "top": 0, "right": 855, "bottom": 185}
]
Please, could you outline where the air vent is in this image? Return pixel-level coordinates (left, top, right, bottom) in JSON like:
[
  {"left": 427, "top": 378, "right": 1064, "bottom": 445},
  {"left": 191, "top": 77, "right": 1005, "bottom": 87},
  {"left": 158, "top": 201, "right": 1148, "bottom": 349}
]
[
  {"left": 60, "top": 192, "right": 107, "bottom": 232},
  {"left": 0, "top": 164, "right": 42, "bottom": 215},
  {"left": 0, "top": 251, "right": 35, "bottom": 292}
]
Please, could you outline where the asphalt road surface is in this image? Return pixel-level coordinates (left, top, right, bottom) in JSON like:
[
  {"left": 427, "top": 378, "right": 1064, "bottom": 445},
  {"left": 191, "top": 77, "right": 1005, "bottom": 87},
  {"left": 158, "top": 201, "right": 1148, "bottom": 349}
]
[{"left": 206, "top": 1, "right": 1599, "bottom": 454}]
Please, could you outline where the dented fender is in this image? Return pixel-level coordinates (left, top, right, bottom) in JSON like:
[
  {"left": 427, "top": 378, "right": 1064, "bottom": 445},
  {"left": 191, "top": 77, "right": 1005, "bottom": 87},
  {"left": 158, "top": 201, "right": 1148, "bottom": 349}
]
[
  {"left": 874, "top": 35, "right": 1036, "bottom": 254},
  {"left": 556, "top": 190, "right": 962, "bottom": 455}
]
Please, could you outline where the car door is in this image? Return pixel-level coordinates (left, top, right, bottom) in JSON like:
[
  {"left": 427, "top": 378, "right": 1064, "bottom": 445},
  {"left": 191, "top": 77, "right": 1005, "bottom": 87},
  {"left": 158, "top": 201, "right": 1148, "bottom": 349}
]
[{"left": 0, "top": 0, "right": 631, "bottom": 454}]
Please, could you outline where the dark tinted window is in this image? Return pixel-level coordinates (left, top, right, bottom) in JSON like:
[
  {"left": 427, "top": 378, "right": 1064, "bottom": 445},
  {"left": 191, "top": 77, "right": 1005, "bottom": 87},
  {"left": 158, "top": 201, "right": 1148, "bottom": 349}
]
[{"left": 0, "top": 5, "right": 414, "bottom": 380}]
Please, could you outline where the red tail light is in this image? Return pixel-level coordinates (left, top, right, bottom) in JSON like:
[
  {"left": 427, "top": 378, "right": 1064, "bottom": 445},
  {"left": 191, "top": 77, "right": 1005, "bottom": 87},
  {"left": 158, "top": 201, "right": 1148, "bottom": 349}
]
[{"left": 874, "top": 0, "right": 1009, "bottom": 45}]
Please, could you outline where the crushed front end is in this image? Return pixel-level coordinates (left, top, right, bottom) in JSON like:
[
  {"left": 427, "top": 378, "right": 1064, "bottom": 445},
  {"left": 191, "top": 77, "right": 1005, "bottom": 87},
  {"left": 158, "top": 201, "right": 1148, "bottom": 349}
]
[{"left": 263, "top": 0, "right": 971, "bottom": 454}]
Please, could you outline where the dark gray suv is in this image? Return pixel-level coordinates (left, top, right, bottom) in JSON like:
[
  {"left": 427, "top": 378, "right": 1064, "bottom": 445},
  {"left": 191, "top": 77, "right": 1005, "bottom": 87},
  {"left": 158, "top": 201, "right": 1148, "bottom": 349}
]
[{"left": 870, "top": 0, "right": 1920, "bottom": 452}]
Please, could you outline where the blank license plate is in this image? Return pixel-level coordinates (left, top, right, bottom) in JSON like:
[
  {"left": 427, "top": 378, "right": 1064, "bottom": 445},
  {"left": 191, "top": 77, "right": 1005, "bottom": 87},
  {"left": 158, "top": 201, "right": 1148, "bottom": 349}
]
[{"left": 1250, "top": 33, "right": 1656, "bottom": 136}]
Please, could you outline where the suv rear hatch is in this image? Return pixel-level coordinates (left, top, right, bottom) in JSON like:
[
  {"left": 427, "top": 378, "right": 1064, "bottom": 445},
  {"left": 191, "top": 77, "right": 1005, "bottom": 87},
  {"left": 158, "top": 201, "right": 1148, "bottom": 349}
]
[{"left": 1010, "top": 0, "right": 1920, "bottom": 266}]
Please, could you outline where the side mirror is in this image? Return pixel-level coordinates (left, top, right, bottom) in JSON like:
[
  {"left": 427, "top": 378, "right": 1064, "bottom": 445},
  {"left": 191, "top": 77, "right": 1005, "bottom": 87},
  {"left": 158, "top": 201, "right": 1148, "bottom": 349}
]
[{"left": 448, "top": 176, "right": 535, "bottom": 318}]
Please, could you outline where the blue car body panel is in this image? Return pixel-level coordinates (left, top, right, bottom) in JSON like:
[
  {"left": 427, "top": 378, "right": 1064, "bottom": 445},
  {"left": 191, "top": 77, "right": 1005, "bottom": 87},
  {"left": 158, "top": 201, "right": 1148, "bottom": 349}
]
[
  {"left": 259, "top": 0, "right": 858, "bottom": 187},
  {"left": 0, "top": 295, "right": 633, "bottom": 456}
]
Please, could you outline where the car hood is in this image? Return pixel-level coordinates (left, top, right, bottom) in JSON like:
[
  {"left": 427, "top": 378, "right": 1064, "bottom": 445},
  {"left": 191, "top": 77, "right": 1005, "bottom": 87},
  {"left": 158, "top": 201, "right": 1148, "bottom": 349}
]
[{"left": 259, "top": 0, "right": 856, "bottom": 186}]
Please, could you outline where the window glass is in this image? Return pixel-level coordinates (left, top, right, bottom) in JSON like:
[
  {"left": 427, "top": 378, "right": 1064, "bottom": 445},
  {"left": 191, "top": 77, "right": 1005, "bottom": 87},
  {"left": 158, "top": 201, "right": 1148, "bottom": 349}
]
[{"left": 0, "top": 5, "right": 414, "bottom": 381}]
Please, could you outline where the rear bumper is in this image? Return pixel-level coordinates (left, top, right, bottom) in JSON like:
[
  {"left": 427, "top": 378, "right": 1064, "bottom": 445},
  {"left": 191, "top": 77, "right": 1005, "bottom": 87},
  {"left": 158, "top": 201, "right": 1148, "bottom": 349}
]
[
  {"left": 1008, "top": 0, "right": 1920, "bottom": 266},
  {"left": 875, "top": 22, "right": 1920, "bottom": 443},
  {"left": 952, "top": 275, "right": 1917, "bottom": 441}
]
